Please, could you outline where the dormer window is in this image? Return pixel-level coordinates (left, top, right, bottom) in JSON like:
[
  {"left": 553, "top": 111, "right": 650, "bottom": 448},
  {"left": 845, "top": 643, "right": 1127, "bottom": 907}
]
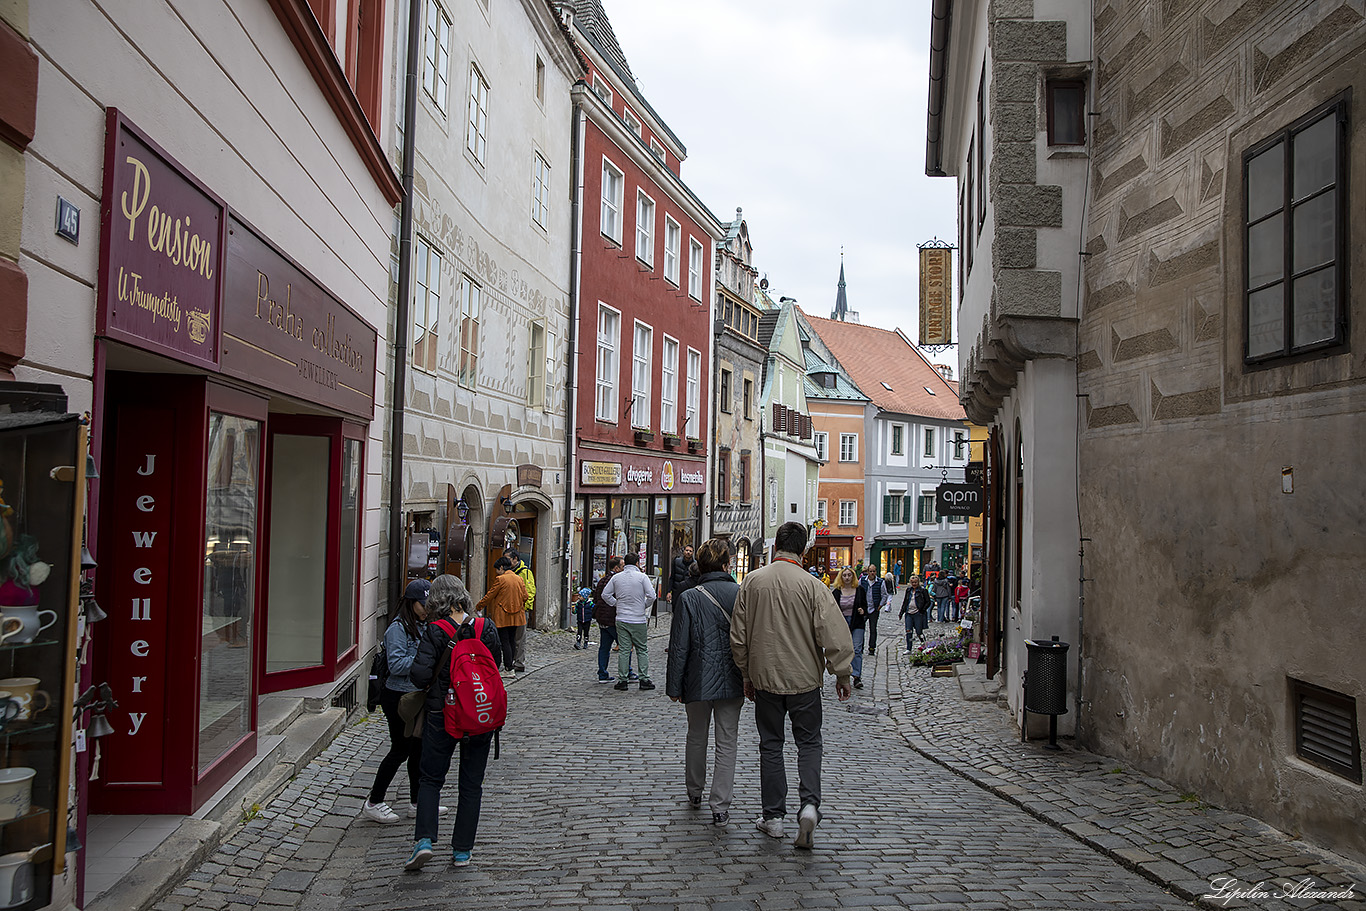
[
  {"left": 881, "top": 382, "right": 893, "bottom": 391},
  {"left": 924, "top": 386, "right": 936, "bottom": 395}
]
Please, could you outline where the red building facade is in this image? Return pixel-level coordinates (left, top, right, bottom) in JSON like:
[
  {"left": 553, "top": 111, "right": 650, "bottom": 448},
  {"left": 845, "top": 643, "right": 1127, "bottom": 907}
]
[{"left": 566, "top": 7, "right": 722, "bottom": 597}]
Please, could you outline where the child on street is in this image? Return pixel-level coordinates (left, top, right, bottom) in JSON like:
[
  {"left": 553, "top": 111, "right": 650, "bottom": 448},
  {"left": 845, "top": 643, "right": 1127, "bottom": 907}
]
[{"left": 574, "top": 587, "right": 594, "bottom": 649}]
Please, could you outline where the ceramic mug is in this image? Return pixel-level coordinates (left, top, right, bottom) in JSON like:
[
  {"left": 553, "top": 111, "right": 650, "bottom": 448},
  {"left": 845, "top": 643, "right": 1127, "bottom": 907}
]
[
  {"left": 0, "top": 679, "right": 48, "bottom": 721},
  {"left": 1, "top": 606, "right": 56, "bottom": 645},
  {"left": 0, "top": 852, "right": 32, "bottom": 908},
  {"left": 0, "top": 616, "right": 21, "bottom": 646},
  {"left": 0, "top": 769, "right": 34, "bottom": 823}
]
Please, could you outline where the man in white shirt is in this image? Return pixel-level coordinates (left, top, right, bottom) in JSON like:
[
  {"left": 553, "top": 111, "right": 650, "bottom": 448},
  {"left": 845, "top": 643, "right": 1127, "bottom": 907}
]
[{"left": 602, "top": 552, "right": 657, "bottom": 691}]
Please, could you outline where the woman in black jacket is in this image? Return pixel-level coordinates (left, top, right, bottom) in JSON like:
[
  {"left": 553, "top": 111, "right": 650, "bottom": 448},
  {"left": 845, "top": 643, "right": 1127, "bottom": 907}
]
[
  {"left": 832, "top": 568, "right": 868, "bottom": 689},
  {"left": 405, "top": 574, "right": 502, "bottom": 871},
  {"left": 665, "top": 539, "right": 743, "bottom": 826}
]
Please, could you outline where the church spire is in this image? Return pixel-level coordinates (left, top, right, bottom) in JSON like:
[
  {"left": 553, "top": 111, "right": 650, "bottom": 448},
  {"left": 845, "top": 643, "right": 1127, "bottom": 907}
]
[{"left": 831, "top": 250, "right": 848, "bottom": 321}]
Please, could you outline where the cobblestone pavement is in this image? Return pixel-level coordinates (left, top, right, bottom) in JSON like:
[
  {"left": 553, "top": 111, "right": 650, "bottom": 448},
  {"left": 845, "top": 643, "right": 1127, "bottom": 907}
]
[{"left": 152, "top": 622, "right": 1364, "bottom": 911}]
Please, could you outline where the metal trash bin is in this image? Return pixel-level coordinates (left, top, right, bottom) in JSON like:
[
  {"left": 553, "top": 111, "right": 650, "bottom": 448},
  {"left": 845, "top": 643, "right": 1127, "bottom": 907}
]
[{"left": 1023, "top": 637, "right": 1069, "bottom": 748}]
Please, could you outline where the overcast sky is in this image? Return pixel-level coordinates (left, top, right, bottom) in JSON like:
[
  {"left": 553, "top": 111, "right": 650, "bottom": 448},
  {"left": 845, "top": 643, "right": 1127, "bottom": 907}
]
[{"left": 604, "top": 0, "right": 959, "bottom": 360}]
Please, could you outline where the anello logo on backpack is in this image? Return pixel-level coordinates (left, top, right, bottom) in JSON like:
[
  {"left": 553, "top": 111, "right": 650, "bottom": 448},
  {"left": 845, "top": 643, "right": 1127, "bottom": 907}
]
[{"left": 435, "top": 618, "right": 508, "bottom": 739}]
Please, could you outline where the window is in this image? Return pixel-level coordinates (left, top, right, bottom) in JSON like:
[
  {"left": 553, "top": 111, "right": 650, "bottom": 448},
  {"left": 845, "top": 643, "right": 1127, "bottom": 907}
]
[
  {"left": 891, "top": 424, "right": 904, "bottom": 455},
  {"left": 457, "top": 278, "right": 480, "bottom": 388},
  {"left": 688, "top": 237, "right": 703, "bottom": 300},
  {"left": 685, "top": 348, "right": 701, "bottom": 438},
  {"left": 815, "top": 499, "right": 828, "bottom": 524},
  {"left": 1244, "top": 98, "right": 1346, "bottom": 362},
  {"left": 839, "top": 433, "right": 857, "bottom": 462},
  {"left": 535, "top": 55, "right": 545, "bottom": 104},
  {"left": 884, "top": 494, "right": 911, "bottom": 524},
  {"left": 601, "top": 159, "right": 623, "bottom": 243},
  {"left": 663, "top": 216, "right": 680, "bottom": 284},
  {"left": 543, "top": 330, "right": 556, "bottom": 409},
  {"left": 719, "top": 368, "right": 732, "bottom": 413},
  {"left": 466, "top": 65, "right": 489, "bottom": 164},
  {"left": 623, "top": 106, "right": 642, "bottom": 137},
  {"left": 739, "top": 453, "right": 750, "bottom": 502},
  {"left": 423, "top": 0, "right": 450, "bottom": 110},
  {"left": 948, "top": 511, "right": 967, "bottom": 526},
  {"left": 814, "top": 431, "right": 828, "bottom": 461},
  {"left": 1046, "top": 79, "right": 1086, "bottom": 147},
  {"left": 661, "top": 336, "right": 679, "bottom": 434},
  {"left": 650, "top": 138, "right": 665, "bottom": 162},
  {"left": 953, "top": 430, "right": 967, "bottom": 459},
  {"left": 977, "top": 65, "right": 987, "bottom": 233},
  {"left": 635, "top": 190, "right": 655, "bottom": 265},
  {"left": 412, "top": 237, "right": 441, "bottom": 373},
  {"left": 592, "top": 74, "right": 612, "bottom": 105},
  {"left": 924, "top": 427, "right": 936, "bottom": 458},
  {"left": 631, "top": 322, "right": 653, "bottom": 428},
  {"left": 964, "top": 138, "right": 975, "bottom": 276},
  {"left": 839, "top": 500, "right": 857, "bottom": 527},
  {"left": 717, "top": 450, "right": 730, "bottom": 502},
  {"left": 531, "top": 153, "right": 550, "bottom": 228},
  {"left": 528, "top": 321, "right": 546, "bottom": 407},
  {"left": 595, "top": 304, "right": 619, "bottom": 421},
  {"left": 743, "top": 378, "right": 753, "bottom": 419},
  {"left": 917, "top": 493, "right": 937, "bottom": 524}
]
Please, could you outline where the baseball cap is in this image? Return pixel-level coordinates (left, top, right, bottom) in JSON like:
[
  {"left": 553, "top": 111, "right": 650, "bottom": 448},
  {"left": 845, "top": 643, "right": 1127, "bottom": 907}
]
[{"left": 403, "top": 579, "right": 431, "bottom": 604}]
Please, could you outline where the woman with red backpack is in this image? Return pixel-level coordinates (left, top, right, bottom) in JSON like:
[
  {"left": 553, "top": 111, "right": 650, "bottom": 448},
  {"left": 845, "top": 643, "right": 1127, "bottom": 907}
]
[{"left": 404, "top": 574, "right": 504, "bottom": 870}]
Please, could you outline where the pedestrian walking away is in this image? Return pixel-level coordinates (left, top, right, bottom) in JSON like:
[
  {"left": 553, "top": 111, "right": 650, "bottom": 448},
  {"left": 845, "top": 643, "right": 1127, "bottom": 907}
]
[
  {"left": 592, "top": 557, "right": 624, "bottom": 682},
  {"left": 665, "top": 538, "right": 745, "bottom": 826},
  {"left": 731, "top": 522, "right": 853, "bottom": 850},
  {"left": 478, "top": 557, "right": 528, "bottom": 677},
  {"left": 900, "top": 575, "right": 931, "bottom": 650},
  {"left": 603, "top": 552, "right": 657, "bottom": 690},
  {"left": 830, "top": 568, "right": 866, "bottom": 689},
  {"left": 362, "top": 579, "right": 432, "bottom": 824},
  {"left": 507, "top": 549, "right": 535, "bottom": 671},
  {"left": 404, "top": 575, "right": 503, "bottom": 870}
]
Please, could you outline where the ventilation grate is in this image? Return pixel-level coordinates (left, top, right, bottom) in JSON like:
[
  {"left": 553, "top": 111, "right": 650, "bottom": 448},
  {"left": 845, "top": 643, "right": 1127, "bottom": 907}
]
[
  {"left": 331, "top": 678, "right": 359, "bottom": 714},
  {"left": 1291, "top": 679, "right": 1361, "bottom": 783}
]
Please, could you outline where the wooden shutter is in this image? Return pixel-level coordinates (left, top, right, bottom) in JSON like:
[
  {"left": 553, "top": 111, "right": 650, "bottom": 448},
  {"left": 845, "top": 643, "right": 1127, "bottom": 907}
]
[
  {"left": 903, "top": 496, "right": 912, "bottom": 523},
  {"left": 883, "top": 495, "right": 893, "bottom": 524}
]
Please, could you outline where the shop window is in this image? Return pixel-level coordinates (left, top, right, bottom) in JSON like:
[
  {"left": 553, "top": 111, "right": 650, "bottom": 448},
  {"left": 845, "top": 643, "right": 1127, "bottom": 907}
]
[
  {"left": 1243, "top": 97, "right": 1346, "bottom": 363},
  {"left": 735, "top": 540, "right": 751, "bottom": 581}
]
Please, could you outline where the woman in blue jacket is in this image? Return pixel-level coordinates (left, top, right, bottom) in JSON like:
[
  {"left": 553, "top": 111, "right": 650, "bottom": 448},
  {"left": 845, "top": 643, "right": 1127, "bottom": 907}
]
[{"left": 363, "top": 579, "right": 432, "bottom": 824}]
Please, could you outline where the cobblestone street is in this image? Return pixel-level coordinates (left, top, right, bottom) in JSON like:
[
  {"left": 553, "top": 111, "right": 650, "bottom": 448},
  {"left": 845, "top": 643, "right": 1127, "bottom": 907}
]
[{"left": 152, "top": 625, "right": 1365, "bottom": 911}]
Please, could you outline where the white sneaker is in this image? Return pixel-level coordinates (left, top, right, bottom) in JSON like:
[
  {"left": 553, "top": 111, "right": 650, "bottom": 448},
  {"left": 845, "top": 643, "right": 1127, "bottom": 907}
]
[
  {"left": 755, "top": 816, "right": 784, "bottom": 839},
  {"left": 362, "top": 800, "right": 399, "bottom": 824},
  {"left": 408, "top": 802, "right": 449, "bottom": 817},
  {"left": 794, "top": 804, "right": 819, "bottom": 849}
]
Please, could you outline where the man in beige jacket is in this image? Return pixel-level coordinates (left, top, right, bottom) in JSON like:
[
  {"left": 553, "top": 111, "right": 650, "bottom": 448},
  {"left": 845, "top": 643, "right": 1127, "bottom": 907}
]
[{"left": 731, "top": 522, "right": 853, "bottom": 850}]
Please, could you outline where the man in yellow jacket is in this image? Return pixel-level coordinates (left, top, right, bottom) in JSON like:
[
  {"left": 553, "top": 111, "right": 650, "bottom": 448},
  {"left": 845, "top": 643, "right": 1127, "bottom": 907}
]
[
  {"left": 508, "top": 549, "right": 535, "bottom": 672},
  {"left": 731, "top": 521, "right": 852, "bottom": 851},
  {"left": 477, "top": 556, "right": 527, "bottom": 678}
]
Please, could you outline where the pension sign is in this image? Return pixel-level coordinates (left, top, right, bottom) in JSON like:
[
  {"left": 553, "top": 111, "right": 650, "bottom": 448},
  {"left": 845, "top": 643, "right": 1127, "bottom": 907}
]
[{"left": 936, "top": 483, "right": 983, "bottom": 517}]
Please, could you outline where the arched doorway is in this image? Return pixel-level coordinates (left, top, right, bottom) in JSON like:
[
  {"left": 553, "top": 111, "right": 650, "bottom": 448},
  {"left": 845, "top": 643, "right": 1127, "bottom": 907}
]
[
  {"left": 486, "top": 484, "right": 551, "bottom": 627},
  {"left": 444, "top": 481, "right": 484, "bottom": 595}
]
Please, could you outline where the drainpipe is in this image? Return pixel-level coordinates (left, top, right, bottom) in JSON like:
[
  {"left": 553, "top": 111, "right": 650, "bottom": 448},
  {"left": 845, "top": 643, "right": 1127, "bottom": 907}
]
[
  {"left": 925, "top": 0, "right": 953, "bottom": 177},
  {"left": 561, "top": 98, "right": 585, "bottom": 630},
  {"left": 387, "top": 0, "right": 422, "bottom": 612}
]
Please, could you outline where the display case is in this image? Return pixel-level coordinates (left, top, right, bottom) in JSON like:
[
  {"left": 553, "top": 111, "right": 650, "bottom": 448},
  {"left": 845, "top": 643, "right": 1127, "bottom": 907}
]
[{"left": 0, "top": 413, "right": 83, "bottom": 910}]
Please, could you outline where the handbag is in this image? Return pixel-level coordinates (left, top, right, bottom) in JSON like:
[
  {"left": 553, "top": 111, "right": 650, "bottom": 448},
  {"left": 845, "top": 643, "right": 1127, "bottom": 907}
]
[
  {"left": 366, "top": 644, "right": 388, "bottom": 712},
  {"left": 398, "top": 690, "right": 426, "bottom": 738}
]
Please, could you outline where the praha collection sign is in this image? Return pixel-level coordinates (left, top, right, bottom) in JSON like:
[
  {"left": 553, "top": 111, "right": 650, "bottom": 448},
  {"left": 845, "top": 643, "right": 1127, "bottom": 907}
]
[
  {"left": 936, "top": 482, "right": 983, "bottom": 517},
  {"left": 97, "top": 110, "right": 377, "bottom": 418}
]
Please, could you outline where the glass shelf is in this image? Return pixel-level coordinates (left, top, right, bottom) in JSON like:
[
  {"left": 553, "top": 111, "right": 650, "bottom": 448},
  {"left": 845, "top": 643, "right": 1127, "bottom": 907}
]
[
  {"left": 0, "top": 722, "right": 56, "bottom": 741},
  {"left": 0, "top": 808, "right": 49, "bottom": 830},
  {"left": 0, "top": 639, "right": 58, "bottom": 654}
]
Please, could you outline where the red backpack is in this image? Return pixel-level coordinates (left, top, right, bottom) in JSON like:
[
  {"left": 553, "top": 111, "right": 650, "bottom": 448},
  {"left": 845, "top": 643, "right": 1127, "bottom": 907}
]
[{"left": 432, "top": 618, "right": 508, "bottom": 744}]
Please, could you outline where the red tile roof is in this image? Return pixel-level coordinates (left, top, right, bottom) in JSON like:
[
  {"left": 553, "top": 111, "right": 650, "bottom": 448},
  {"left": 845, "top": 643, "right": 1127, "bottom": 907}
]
[{"left": 800, "top": 310, "right": 965, "bottom": 422}]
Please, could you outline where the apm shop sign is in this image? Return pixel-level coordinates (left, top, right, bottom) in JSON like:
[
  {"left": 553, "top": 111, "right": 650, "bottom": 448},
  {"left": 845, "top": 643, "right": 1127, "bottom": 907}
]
[{"left": 936, "top": 483, "right": 983, "bottom": 517}]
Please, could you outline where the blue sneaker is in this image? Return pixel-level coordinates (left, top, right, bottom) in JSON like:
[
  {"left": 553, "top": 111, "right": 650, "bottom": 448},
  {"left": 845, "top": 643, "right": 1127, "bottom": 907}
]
[
  {"left": 628, "top": 671, "right": 639, "bottom": 681},
  {"left": 451, "top": 849, "right": 472, "bottom": 866},
  {"left": 405, "top": 838, "right": 433, "bottom": 871}
]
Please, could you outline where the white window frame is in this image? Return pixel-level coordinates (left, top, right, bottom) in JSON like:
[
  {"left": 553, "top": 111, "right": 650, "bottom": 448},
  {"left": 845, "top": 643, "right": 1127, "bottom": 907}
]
[
  {"left": 543, "top": 329, "right": 556, "bottom": 410},
  {"left": 412, "top": 237, "right": 441, "bottom": 373},
  {"left": 423, "top": 0, "right": 451, "bottom": 111},
  {"left": 815, "top": 499, "right": 828, "bottom": 524},
  {"left": 924, "top": 426, "right": 936, "bottom": 458},
  {"left": 601, "top": 158, "right": 624, "bottom": 244},
  {"left": 661, "top": 336, "right": 679, "bottom": 435},
  {"left": 595, "top": 304, "right": 620, "bottom": 422},
  {"left": 527, "top": 320, "right": 546, "bottom": 407},
  {"left": 457, "top": 276, "right": 480, "bottom": 389},
  {"left": 663, "top": 215, "right": 681, "bottom": 285},
  {"left": 891, "top": 424, "right": 904, "bottom": 455},
  {"left": 635, "top": 189, "right": 655, "bottom": 266},
  {"left": 466, "top": 64, "right": 489, "bottom": 164},
  {"left": 918, "top": 492, "right": 937, "bottom": 525},
  {"left": 953, "top": 430, "right": 967, "bottom": 460},
  {"left": 719, "top": 368, "right": 732, "bottom": 414},
  {"left": 650, "top": 137, "right": 666, "bottom": 161},
  {"left": 531, "top": 152, "right": 550, "bottom": 229},
  {"left": 685, "top": 347, "right": 701, "bottom": 438},
  {"left": 839, "top": 500, "right": 857, "bottom": 527},
  {"left": 534, "top": 55, "right": 545, "bottom": 105},
  {"left": 839, "top": 432, "right": 858, "bottom": 462},
  {"left": 592, "top": 74, "right": 613, "bottom": 105},
  {"left": 623, "top": 106, "right": 642, "bottom": 137},
  {"left": 688, "top": 237, "right": 704, "bottom": 300},
  {"left": 814, "top": 431, "right": 828, "bottom": 462},
  {"left": 631, "top": 320, "right": 653, "bottom": 429}
]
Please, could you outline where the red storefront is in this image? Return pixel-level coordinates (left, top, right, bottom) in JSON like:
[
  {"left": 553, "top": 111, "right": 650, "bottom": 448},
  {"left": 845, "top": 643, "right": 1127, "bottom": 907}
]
[{"left": 89, "top": 112, "right": 377, "bottom": 814}]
